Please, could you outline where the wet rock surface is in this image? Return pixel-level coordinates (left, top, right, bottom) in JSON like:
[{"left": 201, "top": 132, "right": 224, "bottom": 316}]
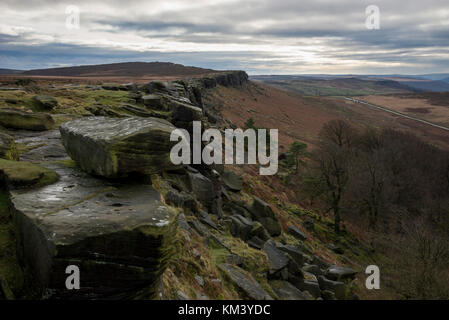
[{"left": 6, "top": 128, "right": 178, "bottom": 299}]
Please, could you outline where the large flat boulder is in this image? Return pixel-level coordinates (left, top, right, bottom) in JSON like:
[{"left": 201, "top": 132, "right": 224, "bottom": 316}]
[
  {"left": 59, "top": 117, "right": 179, "bottom": 178},
  {"left": 0, "top": 109, "right": 54, "bottom": 131},
  {"left": 10, "top": 161, "right": 178, "bottom": 299}
]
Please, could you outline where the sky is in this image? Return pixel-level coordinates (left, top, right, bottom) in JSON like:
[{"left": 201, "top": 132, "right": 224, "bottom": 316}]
[{"left": 0, "top": 0, "right": 448, "bottom": 75}]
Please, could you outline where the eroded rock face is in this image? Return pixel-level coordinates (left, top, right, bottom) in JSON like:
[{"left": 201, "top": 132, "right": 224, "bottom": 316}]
[
  {"left": 10, "top": 161, "right": 178, "bottom": 299},
  {"left": 0, "top": 109, "right": 54, "bottom": 131},
  {"left": 60, "top": 117, "right": 180, "bottom": 178}
]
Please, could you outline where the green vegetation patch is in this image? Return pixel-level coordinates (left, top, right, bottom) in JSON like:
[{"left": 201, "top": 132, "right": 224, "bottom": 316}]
[{"left": 0, "top": 159, "right": 59, "bottom": 188}]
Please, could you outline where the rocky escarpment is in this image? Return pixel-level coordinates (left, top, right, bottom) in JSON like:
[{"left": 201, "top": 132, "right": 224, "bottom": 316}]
[
  {"left": 0, "top": 70, "right": 359, "bottom": 300},
  {"left": 200, "top": 71, "right": 249, "bottom": 89}
]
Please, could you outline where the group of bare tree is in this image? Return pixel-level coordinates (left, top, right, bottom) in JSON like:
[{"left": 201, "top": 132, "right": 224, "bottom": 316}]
[
  {"left": 302, "top": 119, "right": 449, "bottom": 236},
  {"left": 299, "top": 119, "right": 449, "bottom": 298}
]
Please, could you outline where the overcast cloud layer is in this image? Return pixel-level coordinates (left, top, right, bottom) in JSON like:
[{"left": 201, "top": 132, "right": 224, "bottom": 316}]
[{"left": 0, "top": 0, "right": 448, "bottom": 74}]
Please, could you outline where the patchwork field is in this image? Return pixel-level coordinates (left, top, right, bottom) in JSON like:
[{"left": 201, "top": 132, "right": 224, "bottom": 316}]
[{"left": 359, "top": 94, "right": 449, "bottom": 127}]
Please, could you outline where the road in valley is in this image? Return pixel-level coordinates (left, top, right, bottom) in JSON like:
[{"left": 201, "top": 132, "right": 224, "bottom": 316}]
[{"left": 343, "top": 97, "right": 449, "bottom": 132}]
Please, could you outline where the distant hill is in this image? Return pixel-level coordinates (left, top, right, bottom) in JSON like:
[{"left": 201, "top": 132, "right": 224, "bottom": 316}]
[
  {"left": 22, "top": 62, "right": 217, "bottom": 77},
  {"left": 251, "top": 76, "right": 418, "bottom": 96},
  {"left": 442, "top": 77, "right": 449, "bottom": 83},
  {"left": 0, "top": 68, "right": 24, "bottom": 75},
  {"left": 398, "top": 80, "right": 449, "bottom": 92}
]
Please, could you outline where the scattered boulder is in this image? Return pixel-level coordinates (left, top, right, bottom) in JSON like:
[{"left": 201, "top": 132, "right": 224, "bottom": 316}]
[
  {"left": 0, "top": 109, "right": 54, "bottom": 131},
  {"left": 188, "top": 172, "right": 214, "bottom": 209},
  {"left": 229, "top": 214, "right": 253, "bottom": 240},
  {"left": 222, "top": 171, "right": 243, "bottom": 191},
  {"left": 169, "top": 100, "right": 202, "bottom": 128},
  {"left": 321, "top": 290, "right": 337, "bottom": 300},
  {"left": 101, "top": 83, "right": 126, "bottom": 91},
  {"left": 143, "top": 94, "right": 166, "bottom": 110},
  {"left": 246, "top": 236, "right": 265, "bottom": 250},
  {"left": 248, "top": 197, "right": 281, "bottom": 236},
  {"left": 0, "top": 132, "right": 19, "bottom": 160},
  {"left": 226, "top": 254, "right": 243, "bottom": 267},
  {"left": 86, "top": 105, "right": 123, "bottom": 117},
  {"left": 313, "top": 256, "right": 331, "bottom": 270},
  {"left": 178, "top": 213, "right": 191, "bottom": 233},
  {"left": 142, "top": 81, "right": 169, "bottom": 93},
  {"left": 318, "top": 276, "right": 347, "bottom": 300},
  {"left": 298, "top": 280, "right": 321, "bottom": 299},
  {"left": 326, "top": 243, "right": 344, "bottom": 254},
  {"left": 177, "top": 290, "right": 190, "bottom": 300},
  {"left": 122, "top": 82, "right": 137, "bottom": 91},
  {"left": 32, "top": 95, "right": 58, "bottom": 110},
  {"left": 304, "top": 217, "right": 315, "bottom": 231},
  {"left": 271, "top": 280, "right": 308, "bottom": 300},
  {"left": 218, "top": 263, "right": 272, "bottom": 300},
  {"left": 194, "top": 275, "right": 205, "bottom": 287},
  {"left": 120, "top": 104, "right": 158, "bottom": 117},
  {"left": 188, "top": 218, "right": 210, "bottom": 237},
  {"left": 263, "top": 240, "right": 289, "bottom": 277},
  {"left": 197, "top": 210, "right": 217, "bottom": 229},
  {"left": 303, "top": 264, "right": 324, "bottom": 277},
  {"left": 277, "top": 244, "right": 306, "bottom": 266},
  {"left": 250, "top": 221, "right": 271, "bottom": 241},
  {"left": 59, "top": 117, "right": 180, "bottom": 178},
  {"left": 288, "top": 225, "right": 307, "bottom": 241},
  {"left": 325, "top": 266, "right": 357, "bottom": 281}
]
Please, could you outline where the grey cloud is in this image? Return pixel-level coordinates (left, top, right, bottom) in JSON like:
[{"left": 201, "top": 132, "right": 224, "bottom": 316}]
[{"left": 0, "top": 0, "right": 448, "bottom": 73}]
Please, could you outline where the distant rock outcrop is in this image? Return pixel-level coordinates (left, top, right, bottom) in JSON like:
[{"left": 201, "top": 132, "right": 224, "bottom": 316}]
[{"left": 200, "top": 71, "right": 249, "bottom": 88}]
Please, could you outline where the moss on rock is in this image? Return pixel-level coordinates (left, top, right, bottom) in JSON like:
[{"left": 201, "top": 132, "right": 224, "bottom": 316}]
[
  {"left": 0, "top": 159, "right": 59, "bottom": 188},
  {"left": 0, "top": 132, "right": 19, "bottom": 161}
]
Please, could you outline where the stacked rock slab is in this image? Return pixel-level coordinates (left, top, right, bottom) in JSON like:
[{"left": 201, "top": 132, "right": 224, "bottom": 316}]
[
  {"left": 7, "top": 128, "right": 178, "bottom": 299},
  {"left": 60, "top": 117, "right": 180, "bottom": 178}
]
